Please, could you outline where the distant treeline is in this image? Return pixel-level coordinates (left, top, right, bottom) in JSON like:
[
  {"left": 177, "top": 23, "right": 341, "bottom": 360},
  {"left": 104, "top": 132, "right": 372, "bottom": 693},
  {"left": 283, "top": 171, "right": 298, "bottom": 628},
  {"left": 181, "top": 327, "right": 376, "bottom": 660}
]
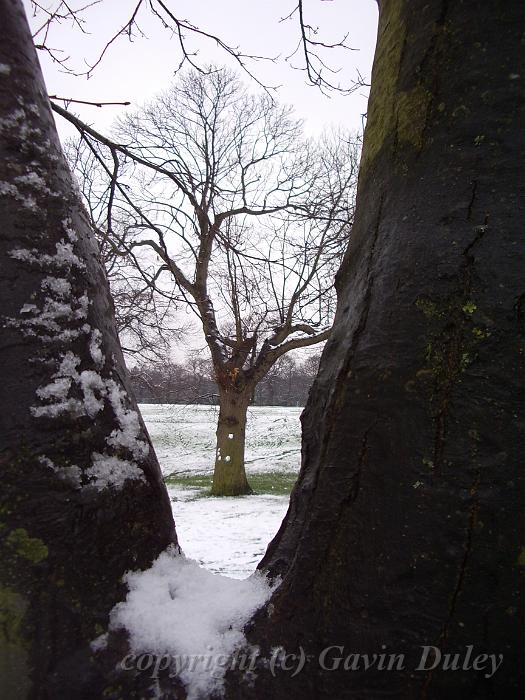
[{"left": 129, "top": 353, "right": 321, "bottom": 407}]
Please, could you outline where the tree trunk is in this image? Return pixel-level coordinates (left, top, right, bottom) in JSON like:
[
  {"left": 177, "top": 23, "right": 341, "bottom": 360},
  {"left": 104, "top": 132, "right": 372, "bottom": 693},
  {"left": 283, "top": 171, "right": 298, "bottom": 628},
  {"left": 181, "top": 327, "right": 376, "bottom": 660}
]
[
  {"left": 0, "top": 2, "right": 176, "bottom": 697},
  {"left": 224, "top": 1, "right": 525, "bottom": 698},
  {"left": 211, "top": 390, "right": 253, "bottom": 496}
]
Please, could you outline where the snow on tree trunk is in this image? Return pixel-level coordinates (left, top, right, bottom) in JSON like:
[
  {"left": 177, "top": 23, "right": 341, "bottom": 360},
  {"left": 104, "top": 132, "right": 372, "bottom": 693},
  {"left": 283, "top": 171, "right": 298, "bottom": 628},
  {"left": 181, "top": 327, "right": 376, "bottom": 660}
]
[
  {"left": 225, "top": 2, "right": 525, "bottom": 699},
  {"left": 0, "top": 1, "right": 176, "bottom": 696},
  {"left": 212, "top": 390, "right": 252, "bottom": 496}
]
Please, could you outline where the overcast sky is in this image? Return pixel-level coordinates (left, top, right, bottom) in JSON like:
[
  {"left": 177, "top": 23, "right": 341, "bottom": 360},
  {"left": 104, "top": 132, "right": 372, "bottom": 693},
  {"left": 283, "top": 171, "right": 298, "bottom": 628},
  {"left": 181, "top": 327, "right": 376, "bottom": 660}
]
[
  {"left": 22, "top": 0, "right": 379, "bottom": 361},
  {"left": 24, "top": 0, "right": 378, "bottom": 140}
]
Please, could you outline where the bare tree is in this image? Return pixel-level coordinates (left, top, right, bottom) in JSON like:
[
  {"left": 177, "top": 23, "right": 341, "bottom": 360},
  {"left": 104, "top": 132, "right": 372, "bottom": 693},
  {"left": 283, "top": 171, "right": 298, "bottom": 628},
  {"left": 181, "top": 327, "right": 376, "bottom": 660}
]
[
  {"left": 68, "top": 68, "right": 359, "bottom": 495},
  {"left": 65, "top": 137, "right": 184, "bottom": 362}
]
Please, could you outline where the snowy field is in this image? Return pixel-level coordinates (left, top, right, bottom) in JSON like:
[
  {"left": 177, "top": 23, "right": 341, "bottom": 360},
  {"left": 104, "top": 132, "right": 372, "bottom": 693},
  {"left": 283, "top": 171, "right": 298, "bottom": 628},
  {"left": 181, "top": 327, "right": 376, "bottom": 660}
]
[{"left": 140, "top": 404, "right": 302, "bottom": 579}]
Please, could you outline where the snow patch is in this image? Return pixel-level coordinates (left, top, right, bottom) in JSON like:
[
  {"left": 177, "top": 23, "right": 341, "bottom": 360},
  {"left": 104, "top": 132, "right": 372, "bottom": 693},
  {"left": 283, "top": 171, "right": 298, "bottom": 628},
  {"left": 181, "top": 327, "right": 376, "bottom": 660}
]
[
  {"left": 36, "top": 376, "right": 71, "bottom": 401},
  {"left": 15, "top": 172, "right": 52, "bottom": 195},
  {"left": 38, "top": 456, "right": 82, "bottom": 487},
  {"left": 31, "top": 397, "right": 84, "bottom": 419},
  {"left": 79, "top": 370, "right": 106, "bottom": 417},
  {"left": 106, "top": 380, "right": 149, "bottom": 459},
  {"left": 10, "top": 229, "right": 146, "bottom": 492},
  {"left": 34, "top": 355, "right": 148, "bottom": 488},
  {"left": 41, "top": 276, "right": 71, "bottom": 298},
  {"left": 0, "top": 64, "right": 11, "bottom": 76},
  {"left": 86, "top": 453, "right": 145, "bottom": 489},
  {"left": 10, "top": 240, "right": 85, "bottom": 270},
  {"left": 110, "top": 548, "right": 276, "bottom": 699},
  {"left": 0, "top": 108, "right": 26, "bottom": 133},
  {"left": 0, "top": 182, "right": 19, "bottom": 197},
  {"left": 62, "top": 217, "right": 78, "bottom": 242},
  {"left": 0, "top": 181, "right": 38, "bottom": 209},
  {"left": 89, "top": 328, "right": 105, "bottom": 368},
  {"left": 11, "top": 296, "right": 87, "bottom": 335}
]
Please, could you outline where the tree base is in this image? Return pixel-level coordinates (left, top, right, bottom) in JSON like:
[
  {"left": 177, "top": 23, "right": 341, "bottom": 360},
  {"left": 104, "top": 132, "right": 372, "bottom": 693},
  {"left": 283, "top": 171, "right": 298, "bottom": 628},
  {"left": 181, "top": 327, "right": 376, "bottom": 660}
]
[{"left": 210, "top": 482, "right": 254, "bottom": 497}]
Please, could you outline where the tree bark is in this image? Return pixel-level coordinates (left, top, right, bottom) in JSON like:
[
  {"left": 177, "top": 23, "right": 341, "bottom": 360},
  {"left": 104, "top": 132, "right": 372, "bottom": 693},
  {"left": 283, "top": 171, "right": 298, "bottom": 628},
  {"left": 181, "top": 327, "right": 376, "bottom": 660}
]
[
  {"left": 225, "top": 1, "right": 525, "bottom": 698},
  {"left": 211, "top": 390, "right": 252, "bottom": 496},
  {"left": 0, "top": 1, "right": 176, "bottom": 697}
]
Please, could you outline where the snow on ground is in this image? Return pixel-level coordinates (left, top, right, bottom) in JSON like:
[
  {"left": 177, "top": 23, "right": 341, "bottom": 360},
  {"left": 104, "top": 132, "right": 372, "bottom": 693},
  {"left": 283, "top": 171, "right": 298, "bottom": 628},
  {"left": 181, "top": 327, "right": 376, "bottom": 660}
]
[
  {"left": 172, "top": 493, "right": 289, "bottom": 578},
  {"left": 142, "top": 403, "right": 302, "bottom": 476},
  {"left": 110, "top": 406, "right": 299, "bottom": 698},
  {"left": 140, "top": 404, "right": 302, "bottom": 579},
  {"left": 111, "top": 547, "right": 277, "bottom": 699}
]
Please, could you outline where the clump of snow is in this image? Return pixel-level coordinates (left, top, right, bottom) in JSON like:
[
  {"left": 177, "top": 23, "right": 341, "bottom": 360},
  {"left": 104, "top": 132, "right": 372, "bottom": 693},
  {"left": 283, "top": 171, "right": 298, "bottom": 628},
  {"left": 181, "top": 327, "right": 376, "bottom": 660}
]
[
  {"left": 110, "top": 547, "right": 276, "bottom": 699},
  {"left": 36, "top": 376, "right": 71, "bottom": 401},
  {"left": 0, "top": 64, "right": 11, "bottom": 76},
  {"left": 41, "top": 276, "right": 71, "bottom": 298},
  {"left": 10, "top": 240, "right": 85, "bottom": 270},
  {"left": 0, "top": 181, "right": 39, "bottom": 209},
  {"left": 89, "top": 328, "right": 105, "bottom": 368},
  {"left": 224, "top": 456, "right": 231, "bottom": 463},
  {"left": 0, "top": 108, "right": 26, "bottom": 133},
  {"left": 15, "top": 172, "right": 51, "bottom": 195},
  {"left": 0, "top": 182, "right": 19, "bottom": 197},
  {"left": 0, "top": 106, "right": 55, "bottom": 155},
  {"left": 7, "top": 239, "right": 89, "bottom": 347},
  {"left": 228, "top": 433, "right": 234, "bottom": 440},
  {"left": 79, "top": 370, "right": 106, "bottom": 417},
  {"left": 85, "top": 452, "right": 145, "bottom": 489},
  {"left": 56, "top": 351, "right": 81, "bottom": 378},
  {"left": 76, "top": 292, "right": 89, "bottom": 318},
  {"left": 62, "top": 217, "right": 78, "bottom": 242},
  {"left": 38, "top": 455, "right": 82, "bottom": 487},
  {"left": 9, "top": 293, "right": 88, "bottom": 339},
  {"left": 90, "top": 633, "right": 109, "bottom": 653},
  {"left": 31, "top": 396, "right": 84, "bottom": 419},
  {"left": 106, "top": 380, "right": 149, "bottom": 459}
]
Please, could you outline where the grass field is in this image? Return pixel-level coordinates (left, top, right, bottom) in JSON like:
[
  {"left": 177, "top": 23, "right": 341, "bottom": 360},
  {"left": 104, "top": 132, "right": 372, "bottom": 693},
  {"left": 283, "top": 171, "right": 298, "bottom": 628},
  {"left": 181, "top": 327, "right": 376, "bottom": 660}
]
[{"left": 140, "top": 403, "right": 302, "bottom": 578}]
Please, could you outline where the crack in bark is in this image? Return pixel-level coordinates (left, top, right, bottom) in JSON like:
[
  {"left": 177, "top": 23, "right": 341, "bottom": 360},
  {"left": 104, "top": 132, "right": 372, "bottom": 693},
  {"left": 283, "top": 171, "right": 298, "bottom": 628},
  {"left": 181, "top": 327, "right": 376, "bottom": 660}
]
[
  {"left": 466, "top": 180, "right": 478, "bottom": 221},
  {"left": 319, "top": 421, "right": 375, "bottom": 570},
  {"left": 513, "top": 292, "right": 525, "bottom": 322},
  {"left": 417, "top": 0, "right": 451, "bottom": 151},
  {"left": 420, "top": 473, "right": 480, "bottom": 698},
  {"left": 312, "top": 424, "right": 376, "bottom": 700},
  {"left": 423, "top": 213, "right": 489, "bottom": 692},
  {"left": 418, "top": 0, "right": 451, "bottom": 75},
  {"left": 430, "top": 210, "right": 489, "bottom": 476}
]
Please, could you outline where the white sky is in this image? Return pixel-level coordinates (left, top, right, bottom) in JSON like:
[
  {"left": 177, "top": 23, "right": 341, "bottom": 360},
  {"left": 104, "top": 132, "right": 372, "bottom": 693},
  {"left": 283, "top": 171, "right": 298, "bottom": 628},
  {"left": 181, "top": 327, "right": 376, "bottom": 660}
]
[
  {"left": 22, "top": 0, "right": 379, "bottom": 362},
  {"left": 24, "top": 0, "right": 378, "bottom": 139}
]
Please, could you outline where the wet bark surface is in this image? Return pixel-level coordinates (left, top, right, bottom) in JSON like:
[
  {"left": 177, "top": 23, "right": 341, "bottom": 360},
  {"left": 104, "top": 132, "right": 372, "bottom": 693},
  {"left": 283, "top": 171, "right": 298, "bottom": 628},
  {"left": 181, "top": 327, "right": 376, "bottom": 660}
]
[
  {"left": 224, "top": 1, "right": 525, "bottom": 698},
  {"left": 2, "top": 1, "right": 524, "bottom": 698},
  {"left": 0, "top": 2, "right": 176, "bottom": 697}
]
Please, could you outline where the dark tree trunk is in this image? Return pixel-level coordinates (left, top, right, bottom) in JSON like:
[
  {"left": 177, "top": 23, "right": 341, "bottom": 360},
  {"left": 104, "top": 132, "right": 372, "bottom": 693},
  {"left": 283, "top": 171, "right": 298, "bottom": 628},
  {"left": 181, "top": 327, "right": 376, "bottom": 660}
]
[
  {"left": 226, "top": 1, "right": 525, "bottom": 698},
  {"left": 211, "top": 389, "right": 252, "bottom": 496},
  {"left": 0, "top": 1, "right": 176, "bottom": 697}
]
